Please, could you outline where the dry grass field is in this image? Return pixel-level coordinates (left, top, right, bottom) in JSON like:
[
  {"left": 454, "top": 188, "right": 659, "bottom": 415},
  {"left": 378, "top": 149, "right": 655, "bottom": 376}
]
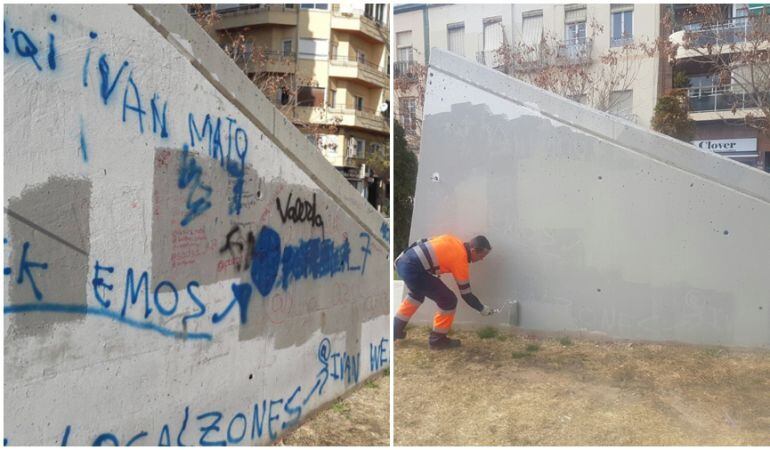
[
  {"left": 395, "top": 326, "right": 770, "bottom": 446},
  {"left": 278, "top": 373, "right": 389, "bottom": 446}
]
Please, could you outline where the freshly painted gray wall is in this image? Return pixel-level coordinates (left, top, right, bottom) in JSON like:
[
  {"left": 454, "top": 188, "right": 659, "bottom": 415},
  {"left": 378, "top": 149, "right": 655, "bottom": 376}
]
[{"left": 407, "top": 49, "right": 770, "bottom": 348}]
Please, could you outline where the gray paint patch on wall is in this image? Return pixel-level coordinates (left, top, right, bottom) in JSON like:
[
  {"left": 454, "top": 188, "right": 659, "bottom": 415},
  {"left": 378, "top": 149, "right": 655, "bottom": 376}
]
[
  {"left": 5, "top": 177, "right": 91, "bottom": 337},
  {"left": 151, "top": 148, "right": 383, "bottom": 349}
]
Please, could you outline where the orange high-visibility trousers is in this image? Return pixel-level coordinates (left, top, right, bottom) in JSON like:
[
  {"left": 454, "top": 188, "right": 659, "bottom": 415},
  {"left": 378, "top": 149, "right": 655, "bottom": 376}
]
[
  {"left": 395, "top": 293, "right": 422, "bottom": 322},
  {"left": 433, "top": 307, "right": 456, "bottom": 334}
]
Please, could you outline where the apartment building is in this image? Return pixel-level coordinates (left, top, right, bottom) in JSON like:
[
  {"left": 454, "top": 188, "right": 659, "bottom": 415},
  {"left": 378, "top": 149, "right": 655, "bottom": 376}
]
[
  {"left": 199, "top": 3, "right": 390, "bottom": 209},
  {"left": 394, "top": 3, "right": 662, "bottom": 148},
  {"left": 665, "top": 4, "right": 770, "bottom": 171}
]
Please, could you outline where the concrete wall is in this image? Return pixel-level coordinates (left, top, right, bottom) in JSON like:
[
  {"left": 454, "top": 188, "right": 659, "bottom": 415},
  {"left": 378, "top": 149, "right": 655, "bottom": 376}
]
[
  {"left": 4, "top": 4, "right": 389, "bottom": 445},
  {"left": 407, "top": 49, "right": 770, "bottom": 348}
]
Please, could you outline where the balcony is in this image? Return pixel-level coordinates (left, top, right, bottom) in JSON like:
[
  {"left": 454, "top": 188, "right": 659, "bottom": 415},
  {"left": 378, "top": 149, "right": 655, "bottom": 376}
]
[
  {"left": 213, "top": 4, "right": 298, "bottom": 30},
  {"left": 394, "top": 60, "right": 420, "bottom": 80},
  {"left": 244, "top": 50, "right": 296, "bottom": 74},
  {"left": 669, "top": 17, "right": 770, "bottom": 59},
  {"left": 292, "top": 105, "right": 389, "bottom": 134},
  {"left": 331, "top": 6, "right": 388, "bottom": 44},
  {"left": 685, "top": 85, "right": 767, "bottom": 120},
  {"left": 329, "top": 56, "right": 388, "bottom": 88},
  {"left": 556, "top": 37, "right": 592, "bottom": 63}
]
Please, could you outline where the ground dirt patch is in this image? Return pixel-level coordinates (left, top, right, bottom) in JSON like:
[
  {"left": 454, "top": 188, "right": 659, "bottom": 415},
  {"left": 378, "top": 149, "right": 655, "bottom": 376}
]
[
  {"left": 394, "top": 327, "right": 770, "bottom": 446},
  {"left": 277, "top": 373, "right": 389, "bottom": 446}
]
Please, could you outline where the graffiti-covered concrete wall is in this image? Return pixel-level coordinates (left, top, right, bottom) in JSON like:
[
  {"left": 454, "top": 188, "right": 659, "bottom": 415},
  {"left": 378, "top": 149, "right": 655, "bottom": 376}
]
[
  {"left": 4, "top": 4, "right": 389, "bottom": 445},
  {"left": 407, "top": 49, "right": 770, "bottom": 348}
]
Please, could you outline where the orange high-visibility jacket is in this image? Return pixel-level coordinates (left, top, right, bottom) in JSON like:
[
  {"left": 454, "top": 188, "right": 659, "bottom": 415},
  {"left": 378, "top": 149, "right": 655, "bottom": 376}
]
[{"left": 411, "top": 234, "right": 472, "bottom": 295}]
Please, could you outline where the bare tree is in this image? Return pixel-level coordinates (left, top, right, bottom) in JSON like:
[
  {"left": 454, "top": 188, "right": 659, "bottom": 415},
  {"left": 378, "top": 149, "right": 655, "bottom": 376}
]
[
  {"left": 659, "top": 5, "right": 770, "bottom": 137},
  {"left": 496, "top": 19, "right": 657, "bottom": 119},
  {"left": 189, "top": 4, "right": 343, "bottom": 152},
  {"left": 393, "top": 49, "right": 428, "bottom": 151}
]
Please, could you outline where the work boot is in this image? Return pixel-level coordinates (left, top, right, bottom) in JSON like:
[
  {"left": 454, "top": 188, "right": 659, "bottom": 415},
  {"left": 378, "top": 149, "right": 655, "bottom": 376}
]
[
  {"left": 394, "top": 318, "right": 408, "bottom": 340},
  {"left": 429, "top": 332, "right": 461, "bottom": 350}
]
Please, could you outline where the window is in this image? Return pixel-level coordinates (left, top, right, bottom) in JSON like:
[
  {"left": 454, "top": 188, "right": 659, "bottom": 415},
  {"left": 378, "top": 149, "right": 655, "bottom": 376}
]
[
  {"left": 364, "top": 4, "right": 386, "bottom": 24},
  {"left": 282, "top": 40, "right": 292, "bottom": 56},
  {"left": 297, "top": 86, "right": 325, "bottom": 107},
  {"left": 370, "top": 143, "right": 383, "bottom": 155},
  {"left": 522, "top": 10, "right": 543, "bottom": 46},
  {"left": 357, "top": 50, "right": 366, "bottom": 64},
  {"left": 400, "top": 97, "right": 417, "bottom": 130},
  {"left": 298, "top": 38, "right": 329, "bottom": 60},
  {"left": 355, "top": 96, "right": 364, "bottom": 111},
  {"left": 301, "top": 4, "right": 328, "bottom": 10},
  {"left": 609, "top": 90, "right": 634, "bottom": 121},
  {"left": 278, "top": 86, "right": 291, "bottom": 105},
  {"left": 481, "top": 16, "right": 504, "bottom": 66},
  {"left": 447, "top": 22, "right": 465, "bottom": 56},
  {"left": 396, "top": 31, "right": 413, "bottom": 60},
  {"left": 611, "top": 5, "right": 633, "bottom": 46},
  {"left": 348, "top": 137, "right": 366, "bottom": 158},
  {"left": 329, "top": 89, "right": 337, "bottom": 107},
  {"left": 565, "top": 6, "right": 587, "bottom": 41}
]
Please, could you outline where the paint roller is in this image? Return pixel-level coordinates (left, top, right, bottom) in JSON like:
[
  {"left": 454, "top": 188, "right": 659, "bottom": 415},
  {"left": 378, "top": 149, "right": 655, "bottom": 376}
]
[{"left": 490, "top": 299, "right": 520, "bottom": 326}]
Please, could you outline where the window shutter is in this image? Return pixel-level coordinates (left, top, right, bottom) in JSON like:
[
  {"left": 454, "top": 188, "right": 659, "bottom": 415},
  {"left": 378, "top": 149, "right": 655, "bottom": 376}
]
[
  {"left": 447, "top": 23, "right": 465, "bottom": 56},
  {"left": 522, "top": 12, "right": 543, "bottom": 45},
  {"left": 565, "top": 5, "right": 587, "bottom": 24}
]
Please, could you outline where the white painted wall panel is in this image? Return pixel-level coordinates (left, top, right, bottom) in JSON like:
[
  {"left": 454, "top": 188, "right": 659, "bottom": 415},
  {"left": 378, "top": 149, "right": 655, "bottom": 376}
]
[
  {"left": 407, "top": 49, "right": 770, "bottom": 348},
  {"left": 4, "top": 4, "right": 389, "bottom": 445}
]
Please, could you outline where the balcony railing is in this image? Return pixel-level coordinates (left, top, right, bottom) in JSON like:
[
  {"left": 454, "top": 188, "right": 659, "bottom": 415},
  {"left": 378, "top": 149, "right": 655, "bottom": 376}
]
[
  {"left": 610, "top": 36, "right": 634, "bottom": 47},
  {"left": 328, "top": 104, "right": 386, "bottom": 120},
  {"left": 678, "top": 17, "right": 758, "bottom": 47},
  {"left": 556, "top": 37, "right": 592, "bottom": 62},
  {"left": 686, "top": 85, "right": 766, "bottom": 113},
  {"left": 394, "top": 60, "right": 418, "bottom": 78},
  {"left": 215, "top": 4, "right": 296, "bottom": 15},
  {"left": 329, "top": 55, "right": 387, "bottom": 74}
]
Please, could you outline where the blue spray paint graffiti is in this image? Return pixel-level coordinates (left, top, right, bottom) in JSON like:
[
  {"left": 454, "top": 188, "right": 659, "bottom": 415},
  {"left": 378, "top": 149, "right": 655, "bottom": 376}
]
[
  {"left": 178, "top": 144, "right": 213, "bottom": 227},
  {"left": 5, "top": 256, "right": 213, "bottom": 340},
  {"left": 97, "top": 54, "right": 128, "bottom": 104},
  {"left": 3, "top": 303, "right": 212, "bottom": 341},
  {"left": 3, "top": 240, "right": 49, "bottom": 301},
  {"left": 79, "top": 117, "right": 88, "bottom": 162},
  {"left": 122, "top": 73, "right": 146, "bottom": 134},
  {"left": 5, "top": 335, "right": 387, "bottom": 445},
  {"left": 369, "top": 337, "right": 389, "bottom": 371},
  {"left": 188, "top": 113, "right": 249, "bottom": 217},
  {"left": 150, "top": 94, "right": 169, "bottom": 138},
  {"left": 380, "top": 222, "right": 389, "bottom": 242}
]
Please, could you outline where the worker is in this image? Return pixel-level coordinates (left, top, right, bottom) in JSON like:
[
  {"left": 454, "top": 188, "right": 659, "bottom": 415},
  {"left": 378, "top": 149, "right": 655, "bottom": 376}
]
[{"left": 393, "top": 234, "right": 494, "bottom": 349}]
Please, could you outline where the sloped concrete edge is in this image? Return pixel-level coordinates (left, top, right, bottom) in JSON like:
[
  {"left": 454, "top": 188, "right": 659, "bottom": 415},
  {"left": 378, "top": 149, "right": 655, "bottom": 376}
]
[
  {"left": 133, "top": 4, "right": 388, "bottom": 250},
  {"left": 428, "top": 48, "right": 770, "bottom": 206}
]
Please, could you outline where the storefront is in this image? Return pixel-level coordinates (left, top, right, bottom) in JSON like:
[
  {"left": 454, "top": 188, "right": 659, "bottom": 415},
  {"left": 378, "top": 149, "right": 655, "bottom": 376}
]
[{"left": 691, "top": 121, "right": 769, "bottom": 172}]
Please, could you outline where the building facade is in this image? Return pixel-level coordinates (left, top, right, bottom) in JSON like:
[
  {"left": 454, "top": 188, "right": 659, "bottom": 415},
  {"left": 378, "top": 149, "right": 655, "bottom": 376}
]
[
  {"left": 665, "top": 4, "right": 770, "bottom": 171},
  {"left": 394, "top": 3, "right": 662, "bottom": 147},
  {"left": 200, "top": 3, "right": 390, "bottom": 209}
]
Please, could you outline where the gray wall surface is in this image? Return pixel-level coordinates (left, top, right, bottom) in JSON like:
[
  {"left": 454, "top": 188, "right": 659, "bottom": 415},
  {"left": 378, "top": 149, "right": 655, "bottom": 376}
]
[
  {"left": 408, "top": 49, "right": 770, "bottom": 348},
  {"left": 4, "top": 5, "right": 389, "bottom": 445}
]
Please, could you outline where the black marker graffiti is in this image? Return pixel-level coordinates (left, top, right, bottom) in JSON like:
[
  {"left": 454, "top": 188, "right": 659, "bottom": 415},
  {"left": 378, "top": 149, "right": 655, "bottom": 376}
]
[
  {"left": 275, "top": 192, "right": 324, "bottom": 238},
  {"left": 218, "top": 225, "right": 255, "bottom": 272}
]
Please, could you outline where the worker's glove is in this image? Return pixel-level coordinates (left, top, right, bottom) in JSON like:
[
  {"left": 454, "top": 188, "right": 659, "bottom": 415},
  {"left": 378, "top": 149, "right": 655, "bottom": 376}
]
[{"left": 480, "top": 305, "right": 494, "bottom": 316}]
